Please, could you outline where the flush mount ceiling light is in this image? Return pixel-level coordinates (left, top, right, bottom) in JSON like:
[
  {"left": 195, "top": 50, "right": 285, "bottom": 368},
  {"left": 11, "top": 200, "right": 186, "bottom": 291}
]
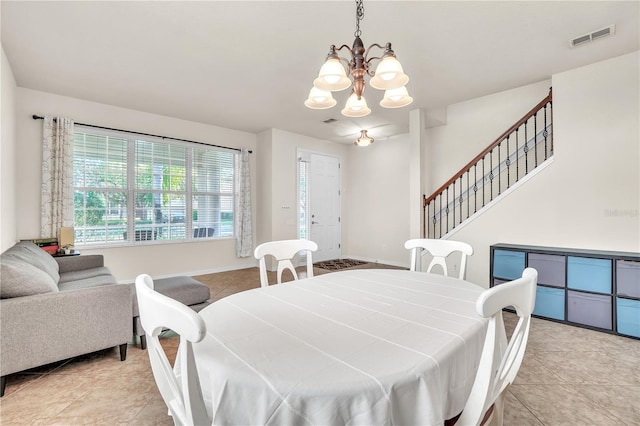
[
  {"left": 354, "top": 130, "right": 374, "bottom": 147},
  {"left": 305, "top": 0, "right": 413, "bottom": 118}
]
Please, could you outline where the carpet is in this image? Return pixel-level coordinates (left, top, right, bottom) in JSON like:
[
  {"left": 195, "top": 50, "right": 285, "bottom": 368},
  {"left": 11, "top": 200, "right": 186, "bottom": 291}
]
[{"left": 314, "top": 258, "right": 368, "bottom": 271}]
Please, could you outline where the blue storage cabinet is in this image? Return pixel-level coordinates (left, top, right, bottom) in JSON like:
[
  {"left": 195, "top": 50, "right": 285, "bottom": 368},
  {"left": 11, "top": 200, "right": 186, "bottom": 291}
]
[
  {"left": 533, "top": 287, "right": 565, "bottom": 320},
  {"left": 617, "top": 298, "right": 640, "bottom": 338},
  {"left": 493, "top": 250, "right": 525, "bottom": 280},
  {"left": 490, "top": 244, "right": 639, "bottom": 339},
  {"left": 567, "top": 257, "right": 612, "bottom": 293}
]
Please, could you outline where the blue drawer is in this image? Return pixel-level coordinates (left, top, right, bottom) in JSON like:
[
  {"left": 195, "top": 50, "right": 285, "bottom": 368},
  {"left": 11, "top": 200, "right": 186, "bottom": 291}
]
[
  {"left": 567, "top": 291, "right": 612, "bottom": 330},
  {"left": 493, "top": 250, "right": 525, "bottom": 280},
  {"left": 528, "top": 253, "right": 565, "bottom": 287},
  {"left": 617, "top": 298, "right": 640, "bottom": 338},
  {"left": 617, "top": 260, "right": 640, "bottom": 298},
  {"left": 567, "top": 257, "right": 611, "bottom": 293},
  {"left": 533, "top": 286, "right": 565, "bottom": 320}
]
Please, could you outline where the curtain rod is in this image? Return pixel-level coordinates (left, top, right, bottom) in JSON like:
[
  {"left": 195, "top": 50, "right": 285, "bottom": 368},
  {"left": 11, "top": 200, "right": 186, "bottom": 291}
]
[{"left": 31, "top": 115, "right": 252, "bottom": 154}]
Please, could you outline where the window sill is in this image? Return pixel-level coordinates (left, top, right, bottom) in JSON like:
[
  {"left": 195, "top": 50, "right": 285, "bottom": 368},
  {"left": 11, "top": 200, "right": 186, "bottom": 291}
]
[{"left": 76, "top": 236, "right": 235, "bottom": 250}]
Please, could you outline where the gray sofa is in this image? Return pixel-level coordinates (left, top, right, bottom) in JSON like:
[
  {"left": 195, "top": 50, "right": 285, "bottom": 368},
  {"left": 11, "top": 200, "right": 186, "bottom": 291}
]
[{"left": 0, "top": 242, "right": 132, "bottom": 397}]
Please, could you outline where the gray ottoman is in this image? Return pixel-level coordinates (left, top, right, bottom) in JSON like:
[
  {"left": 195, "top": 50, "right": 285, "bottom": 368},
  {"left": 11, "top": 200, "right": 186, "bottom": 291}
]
[{"left": 131, "top": 276, "right": 210, "bottom": 349}]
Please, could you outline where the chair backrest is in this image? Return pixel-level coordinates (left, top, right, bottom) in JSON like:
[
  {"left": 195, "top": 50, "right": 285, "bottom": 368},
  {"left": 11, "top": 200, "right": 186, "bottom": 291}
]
[
  {"left": 404, "top": 238, "right": 474, "bottom": 279},
  {"left": 135, "top": 274, "right": 209, "bottom": 426},
  {"left": 254, "top": 239, "right": 318, "bottom": 288},
  {"left": 457, "top": 267, "right": 537, "bottom": 426}
]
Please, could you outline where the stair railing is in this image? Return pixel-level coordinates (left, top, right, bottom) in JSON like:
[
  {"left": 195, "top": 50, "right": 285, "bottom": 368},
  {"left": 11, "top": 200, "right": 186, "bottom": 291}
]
[{"left": 423, "top": 89, "right": 553, "bottom": 238}]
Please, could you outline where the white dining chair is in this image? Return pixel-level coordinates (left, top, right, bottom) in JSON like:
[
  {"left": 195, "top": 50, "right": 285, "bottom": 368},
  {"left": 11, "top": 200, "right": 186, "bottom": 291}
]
[
  {"left": 135, "top": 274, "right": 209, "bottom": 426},
  {"left": 447, "top": 267, "right": 538, "bottom": 426},
  {"left": 254, "top": 239, "right": 318, "bottom": 287},
  {"left": 404, "top": 238, "right": 474, "bottom": 279}
]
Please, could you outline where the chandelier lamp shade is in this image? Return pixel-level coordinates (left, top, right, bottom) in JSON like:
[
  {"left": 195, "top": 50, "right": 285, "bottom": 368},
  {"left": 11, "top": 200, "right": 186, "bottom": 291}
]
[
  {"left": 305, "top": 0, "right": 412, "bottom": 118},
  {"left": 354, "top": 130, "right": 374, "bottom": 147}
]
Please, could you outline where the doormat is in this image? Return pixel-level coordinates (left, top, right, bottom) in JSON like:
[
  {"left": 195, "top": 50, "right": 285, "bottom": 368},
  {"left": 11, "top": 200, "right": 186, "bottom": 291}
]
[{"left": 314, "top": 259, "right": 368, "bottom": 271}]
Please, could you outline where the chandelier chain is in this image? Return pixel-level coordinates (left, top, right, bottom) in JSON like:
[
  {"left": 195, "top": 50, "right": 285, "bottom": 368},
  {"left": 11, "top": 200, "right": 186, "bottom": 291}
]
[{"left": 354, "top": 0, "right": 364, "bottom": 38}]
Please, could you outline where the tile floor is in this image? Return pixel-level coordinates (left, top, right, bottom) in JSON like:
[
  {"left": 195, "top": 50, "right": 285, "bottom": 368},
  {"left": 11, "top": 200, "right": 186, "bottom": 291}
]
[{"left": 1, "top": 265, "right": 638, "bottom": 425}]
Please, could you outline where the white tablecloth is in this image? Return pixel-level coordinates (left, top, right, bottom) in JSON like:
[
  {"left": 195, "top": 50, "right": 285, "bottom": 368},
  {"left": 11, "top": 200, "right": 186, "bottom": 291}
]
[{"left": 191, "top": 269, "right": 488, "bottom": 425}]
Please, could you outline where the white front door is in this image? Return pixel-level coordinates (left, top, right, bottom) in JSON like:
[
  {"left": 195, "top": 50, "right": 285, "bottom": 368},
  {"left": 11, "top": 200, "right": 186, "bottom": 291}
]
[{"left": 301, "top": 152, "right": 341, "bottom": 262}]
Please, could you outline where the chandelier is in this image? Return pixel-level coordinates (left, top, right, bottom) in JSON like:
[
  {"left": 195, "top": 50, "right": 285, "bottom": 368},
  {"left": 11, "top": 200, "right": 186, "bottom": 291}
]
[
  {"left": 354, "top": 130, "right": 374, "bottom": 146},
  {"left": 304, "top": 0, "right": 413, "bottom": 118}
]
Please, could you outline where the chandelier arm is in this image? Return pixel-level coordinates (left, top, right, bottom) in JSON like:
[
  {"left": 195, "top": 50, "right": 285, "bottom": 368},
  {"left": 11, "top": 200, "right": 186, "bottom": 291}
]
[
  {"left": 332, "top": 44, "right": 356, "bottom": 76},
  {"left": 362, "top": 43, "right": 388, "bottom": 76},
  {"left": 363, "top": 42, "right": 386, "bottom": 59},
  {"left": 334, "top": 44, "right": 354, "bottom": 54},
  {"left": 364, "top": 55, "right": 384, "bottom": 76}
]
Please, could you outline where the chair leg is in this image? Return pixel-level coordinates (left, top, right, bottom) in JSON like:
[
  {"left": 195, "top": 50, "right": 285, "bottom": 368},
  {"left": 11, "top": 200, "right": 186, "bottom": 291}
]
[
  {"left": 1, "top": 376, "right": 6, "bottom": 397},
  {"left": 140, "top": 334, "right": 147, "bottom": 350},
  {"left": 119, "top": 343, "right": 128, "bottom": 361}
]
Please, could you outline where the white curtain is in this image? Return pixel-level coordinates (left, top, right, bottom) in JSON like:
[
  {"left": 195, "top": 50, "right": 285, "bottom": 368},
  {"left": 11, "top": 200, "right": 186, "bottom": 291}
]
[
  {"left": 234, "top": 148, "right": 253, "bottom": 257},
  {"left": 41, "top": 116, "right": 75, "bottom": 238}
]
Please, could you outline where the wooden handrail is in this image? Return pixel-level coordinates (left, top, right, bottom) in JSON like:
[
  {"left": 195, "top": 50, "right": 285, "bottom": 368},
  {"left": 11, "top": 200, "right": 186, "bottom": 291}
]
[{"left": 424, "top": 88, "right": 552, "bottom": 206}]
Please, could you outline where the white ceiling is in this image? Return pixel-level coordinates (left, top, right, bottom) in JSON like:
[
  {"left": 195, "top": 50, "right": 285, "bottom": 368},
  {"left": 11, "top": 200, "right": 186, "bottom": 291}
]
[{"left": 2, "top": 1, "right": 638, "bottom": 144}]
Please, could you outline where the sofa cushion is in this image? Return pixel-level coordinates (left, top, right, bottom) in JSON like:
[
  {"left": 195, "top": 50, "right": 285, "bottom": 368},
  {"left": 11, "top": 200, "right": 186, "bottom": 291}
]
[
  {"left": 58, "top": 267, "right": 113, "bottom": 284},
  {"left": 130, "top": 276, "right": 211, "bottom": 317},
  {"left": 57, "top": 274, "right": 118, "bottom": 292},
  {"left": 1, "top": 242, "right": 60, "bottom": 283},
  {"left": 0, "top": 257, "right": 59, "bottom": 299}
]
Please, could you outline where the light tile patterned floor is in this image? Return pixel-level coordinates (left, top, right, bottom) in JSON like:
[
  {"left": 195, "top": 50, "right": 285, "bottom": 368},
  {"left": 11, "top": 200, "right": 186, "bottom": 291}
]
[{"left": 1, "top": 265, "right": 638, "bottom": 425}]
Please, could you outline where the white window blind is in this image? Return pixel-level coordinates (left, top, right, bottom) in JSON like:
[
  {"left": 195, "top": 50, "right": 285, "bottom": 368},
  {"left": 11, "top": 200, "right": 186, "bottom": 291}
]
[
  {"left": 73, "top": 132, "right": 128, "bottom": 244},
  {"left": 72, "top": 126, "right": 236, "bottom": 246}
]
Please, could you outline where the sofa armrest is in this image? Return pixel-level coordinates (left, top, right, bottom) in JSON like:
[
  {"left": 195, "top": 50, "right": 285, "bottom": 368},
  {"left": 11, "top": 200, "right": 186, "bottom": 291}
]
[
  {"left": 55, "top": 255, "right": 105, "bottom": 273},
  {"left": 0, "top": 283, "right": 132, "bottom": 377}
]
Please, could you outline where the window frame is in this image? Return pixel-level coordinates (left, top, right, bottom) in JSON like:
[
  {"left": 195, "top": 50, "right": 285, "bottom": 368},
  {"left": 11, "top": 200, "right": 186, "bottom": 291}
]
[{"left": 72, "top": 125, "right": 237, "bottom": 248}]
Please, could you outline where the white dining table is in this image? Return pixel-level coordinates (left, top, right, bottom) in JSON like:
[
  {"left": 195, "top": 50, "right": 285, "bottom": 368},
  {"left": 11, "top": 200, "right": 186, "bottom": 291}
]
[{"left": 189, "top": 269, "right": 489, "bottom": 426}]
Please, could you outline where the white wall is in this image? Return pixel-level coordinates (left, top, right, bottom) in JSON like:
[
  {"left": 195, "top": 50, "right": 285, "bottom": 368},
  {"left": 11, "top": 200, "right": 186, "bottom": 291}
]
[
  {"left": 1, "top": 46, "right": 17, "bottom": 251},
  {"left": 345, "top": 133, "right": 411, "bottom": 266},
  {"left": 15, "top": 88, "right": 257, "bottom": 281},
  {"left": 441, "top": 51, "right": 639, "bottom": 287}
]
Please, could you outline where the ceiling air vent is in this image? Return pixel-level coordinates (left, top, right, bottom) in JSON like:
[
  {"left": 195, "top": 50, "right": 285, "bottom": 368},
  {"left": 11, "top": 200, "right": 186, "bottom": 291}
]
[{"left": 570, "top": 25, "right": 615, "bottom": 48}]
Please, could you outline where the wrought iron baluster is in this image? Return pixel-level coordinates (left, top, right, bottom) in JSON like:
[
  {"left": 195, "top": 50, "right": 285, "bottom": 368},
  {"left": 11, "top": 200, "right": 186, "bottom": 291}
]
[
  {"left": 515, "top": 128, "right": 520, "bottom": 182},
  {"left": 452, "top": 183, "right": 456, "bottom": 229},
  {"left": 473, "top": 164, "right": 478, "bottom": 213},
  {"left": 524, "top": 119, "right": 529, "bottom": 175},
  {"left": 506, "top": 135, "right": 511, "bottom": 188},
  {"left": 445, "top": 188, "right": 450, "bottom": 234},
  {"left": 466, "top": 171, "right": 470, "bottom": 220},
  {"left": 497, "top": 142, "right": 501, "bottom": 195},
  {"left": 482, "top": 157, "right": 485, "bottom": 208},
  {"left": 543, "top": 103, "right": 549, "bottom": 159},
  {"left": 459, "top": 176, "right": 463, "bottom": 225},
  {"left": 550, "top": 100, "right": 554, "bottom": 154},
  {"left": 431, "top": 201, "right": 436, "bottom": 239},
  {"left": 534, "top": 112, "right": 538, "bottom": 168},
  {"left": 439, "top": 193, "right": 442, "bottom": 238},
  {"left": 489, "top": 150, "right": 494, "bottom": 202}
]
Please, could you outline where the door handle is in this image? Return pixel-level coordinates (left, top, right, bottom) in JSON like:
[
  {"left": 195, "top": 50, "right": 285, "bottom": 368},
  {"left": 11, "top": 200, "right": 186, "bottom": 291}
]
[{"left": 311, "top": 221, "right": 318, "bottom": 224}]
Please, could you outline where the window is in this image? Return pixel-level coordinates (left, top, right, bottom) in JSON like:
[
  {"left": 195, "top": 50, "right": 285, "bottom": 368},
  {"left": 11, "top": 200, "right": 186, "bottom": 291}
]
[{"left": 73, "top": 126, "right": 236, "bottom": 246}]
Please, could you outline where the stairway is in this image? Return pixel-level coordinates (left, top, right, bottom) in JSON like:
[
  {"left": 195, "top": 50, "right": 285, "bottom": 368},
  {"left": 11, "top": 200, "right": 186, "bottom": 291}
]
[{"left": 423, "top": 89, "right": 553, "bottom": 239}]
